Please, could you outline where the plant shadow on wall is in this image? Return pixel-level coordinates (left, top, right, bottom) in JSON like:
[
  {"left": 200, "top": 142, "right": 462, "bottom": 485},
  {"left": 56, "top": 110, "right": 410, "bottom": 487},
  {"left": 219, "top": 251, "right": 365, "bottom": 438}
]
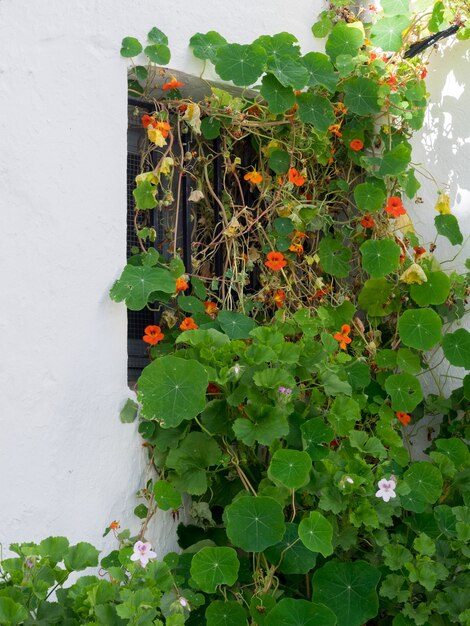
[{"left": 2, "top": 4, "right": 470, "bottom": 626}]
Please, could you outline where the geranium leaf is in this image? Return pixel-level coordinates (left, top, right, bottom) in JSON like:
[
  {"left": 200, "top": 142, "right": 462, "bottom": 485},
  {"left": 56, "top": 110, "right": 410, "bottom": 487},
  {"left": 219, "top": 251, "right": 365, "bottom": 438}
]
[
  {"left": 343, "top": 77, "right": 381, "bottom": 116},
  {"left": 328, "top": 395, "right": 361, "bottom": 435},
  {"left": 225, "top": 496, "right": 286, "bottom": 552},
  {"left": 166, "top": 432, "right": 222, "bottom": 495},
  {"left": 153, "top": 481, "right": 182, "bottom": 511},
  {"left": 410, "top": 271, "right": 451, "bottom": 306},
  {"left": 266, "top": 599, "right": 337, "bottom": 626},
  {"left": 206, "top": 601, "right": 247, "bottom": 626},
  {"left": 138, "top": 356, "right": 208, "bottom": 427},
  {"left": 319, "top": 236, "right": 352, "bottom": 278},
  {"left": 38, "top": 536, "right": 70, "bottom": 563},
  {"left": 354, "top": 181, "right": 386, "bottom": 212},
  {"left": 0, "top": 598, "right": 29, "bottom": 625},
  {"left": 144, "top": 44, "right": 171, "bottom": 65},
  {"left": 109, "top": 265, "right": 176, "bottom": 310},
  {"left": 371, "top": 16, "right": 410, "bottom": 51},
  {"left": 302, "top": 52, "right": 338, "bottom": 92},
  {"left": 64, "top": 543, "right": 99, "bottom": 571},
  {"left": 298, "top": 511, "right": 333, "bottom": 557},
  {"left": 312, "top": 560, "right": 381, "bottom": 626},
  {"left": 264, "top": 523, "right": 318, "bottom": 575},
  {"left": 268, "top": 449, "right": 312, "bottom": 489},
  {"left": 434, "top": 214, "right": 463, "bottom": 245},
  {"left": 398, "top": 308, "right": 442, "bottom": 350},
  {"left": 297, "top": 93, "right": 335, "bottom": 132},
  {"left": 442, "top": 328, "right": 470, "bottom": 368},
  {"left": 215, "top": 43, "right": 267, "bottom": 86},
  {"left": 260, "top": 74, "right": 296, "bottom": 115},
  {"left": 190, "top": 547, "right": 239, "bottom": 593},
  {"left": 361, "top": 239, "right": 401, "bottom": 278},
  {"left": 326, "top": 23, "right": 364, "bottom": 63},
  {"left": 120, "top": 37, "right": 142, "bottom": 58},
  {"left": 233, "top": 406, "right": 289, "bottom": 446},
  {"left": 385, "top": 372, "right": 424, "bottom": 412}
]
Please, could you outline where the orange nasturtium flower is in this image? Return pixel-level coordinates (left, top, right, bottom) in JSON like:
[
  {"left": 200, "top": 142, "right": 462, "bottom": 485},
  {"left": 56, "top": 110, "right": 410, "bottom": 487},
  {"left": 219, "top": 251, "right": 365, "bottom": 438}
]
[
  {"left": 273, "top": 289, "right": 286, "bottom": 308},
  {"left": 147, "top": 121, "right": 172, "bottom": 147},
  {"left": 386, "top": 74, "right": 397, "bottom": 89},
  {"left": 361, "top": 214, "right": 375, "bottom": 228},
  {"left": 265, "top": 251, "right": 287, "bottom": 271},
  {"left": 141, "top": 114, "right": 156, "bottom": 129},
  {"left": 175, "top": 277, "right": 189, "bottom": 293},
  {"left": 244, "top": 169, "right": 263, "bottom": 185},
  {"left": 204, "top": 301, "right": 219, "bottom": 316},
  {"left": 385, "top": 196, "right": 406, "bottom": 218},
  {"left": 350, "top": 139, "right": 364, "bottom": 151},
  {"left": 333, "top": 324, "right": 352, "bottom": 350},
  {"left": 289, "top": 242, "right": 304, "bottom": 255},
  {"left": 328, "top": 123, "right": 342, "bottom": 137},
  {"left": 396, "top": 411, "right": 411, "bottom": 426},
  {"left": 334, "top": 102, "right": 348, "bottom": 115},
  {"left": 143, "top": 325, "right": 165, "bottom": 345},
  {"left": 413, "top": 246, "right": 426, "bottom": 260},
  {"left": 288, "top": 167, "right": 306, "bottom": 187},
  {"left": 180, "top": 317, "right": 198, "bottom": 331},
  {"left": 162, "top": 77, "right": 185, "bottom": 91},
  {"left": 109, "top": 520, "right": 120, "bottom": 531}
]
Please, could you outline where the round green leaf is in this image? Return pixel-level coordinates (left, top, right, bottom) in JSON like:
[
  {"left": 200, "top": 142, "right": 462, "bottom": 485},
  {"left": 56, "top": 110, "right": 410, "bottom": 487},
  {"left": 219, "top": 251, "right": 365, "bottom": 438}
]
[
  {"left": 109, "top": 265, "right": 176, "bottom": 310},
  {"left": 442, "top": 328, "right": 470, "bottom": 368},
  {"left": 134, "top": 65, "right": 148, "bottom": 81},
  {"left": 264, "top": 523, "right": 317, "bottom": 575},
  {"left": 410, "top": 271, "right": 451, "bottom": 306},
  {"left": 297, "top": 93, "right": 335, "bottom": 133},
  {"left": 260, "top": 73, "right": 295, "bottom": 115},
  {"left": 166, "top": 432, "right": 222, "bottom": 495},
  {"left": 269, "top": 150, "right": 291, "bottom": 175},
  {"left": 268, "top": 54, "right": 308, "bottom": 89},
  {"left": 398, "top": 309, "right": 442, "bottom": 350},
  {"left": 343, "top": 77, "right": 381, "bottom": 115},
  {"left": 371, "top": 16, "right": 410, "bottom": 52},
  {"left": 302, "top": 52, "right": 338, "bottom": 92},
  {"left": 358, "top": 278, "right": 396, "bottom": 317},
  {"left": 397, "top": 348, "right": 421, "bottom": 374},
  {"left": 435, "top": 214, "right": 463, "bottom": 245},
  {"left": 206, "top": 601, "right": 247, "bottom": 626},
  {"left": 298, "top": 511, "right": 333, "bottom": 557},
  {"left": 138, "top": 356, "right": 208, "bottom": 427},
  {"left": 253, "top": 32, "right": 300, "bottom": 62},
  {"left": 178, "top": 295, "right": 206, "bottom": 314},
  {"left": 325, "top": 23, "right": 364, "bottom": 63},
  {"left": 361, "top": 239, "right": 401, "bottom": 278},
  {"left": 133, "top": 180, "right": 157, "bottom": 209},
  {"left": 218, "top": 311, "right": 256, "bottom": 339},
  {"left": 301, "top": 418, "right": 334, "bottom": 460},
  {"left": 190, "top": 31, "right": 228, "bottom": 63},
  {"left": 268, "top": 449, "right": 312, "bottom": 489},
  {"left": 153, "top": 481, "right": 182, "bottom": 511},
  {"left": 225, "top": 496, "right": 286, "bottom": 552},
  {"left": 319, "top": 236, "right": 352, "bottom": 278},
  {"left": 38, "top": 536, "right": 70, "bottom": 563},
  {"left": 385, "top": 372, "right": 423, "bottom": 412},
  {"left": 354, "top": 182, "right": 386, "bottom": 213},
  {"left": 120, "top": 37, "right": 143, "bottom": 58},
  {"left": 215, "top": 43, "right": 267, "bottom": 86},
  {"left": 144, "top": 44, "right": 171, "bottom": 65},
  {"left": 312, "top": 17, "right": 334, "bottom": 38},
  {"left": 147, "top": 27, "right": 168, "bottom": 45},
  {"left": 402, "top": 462, "right": 443, "bottom": 513},
  {"left": 377, "top": 143, "right": 412, "bottom": 177},
  {"left": 190, "top": 547, "right": 239, "bottom": 593},
  {"left": 201, "top": 117, "right": 221, "bottom": 140},
  {"left": 312, "top": 560, "right": 381, "bottom": 626},
  {"left": 382, "top": 0, "right": 410, "bottom": 16},
  {"left": 266, "top": 599, "right": 337, "bottom": 626}
]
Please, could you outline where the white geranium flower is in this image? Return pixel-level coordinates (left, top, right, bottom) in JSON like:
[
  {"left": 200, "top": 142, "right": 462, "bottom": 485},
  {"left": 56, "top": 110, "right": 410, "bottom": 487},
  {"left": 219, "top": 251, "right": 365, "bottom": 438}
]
[
  {"left": 130, "top": 541, "right": 157, "bottom": 567},
  {"left": 375, "top": 478, "right": 397, "bottom": 502}
]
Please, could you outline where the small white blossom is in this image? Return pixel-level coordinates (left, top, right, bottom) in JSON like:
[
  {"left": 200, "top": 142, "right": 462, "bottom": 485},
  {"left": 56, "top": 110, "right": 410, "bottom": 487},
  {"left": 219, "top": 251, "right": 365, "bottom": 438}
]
[
  {"left": 130, "top": 541, "right": 157, "bottom": 567},
  {"left": 188, "top": 189, "right": 204, "bottom": 202},
  {"left": 179, "top": 597, "right": 189, "bottom": 608},
  {"left": 345, "top": 476, "right": 354, "bottom": 484},
  {"left": 375, "top": 478, "right": 397, "bottom": 502}
]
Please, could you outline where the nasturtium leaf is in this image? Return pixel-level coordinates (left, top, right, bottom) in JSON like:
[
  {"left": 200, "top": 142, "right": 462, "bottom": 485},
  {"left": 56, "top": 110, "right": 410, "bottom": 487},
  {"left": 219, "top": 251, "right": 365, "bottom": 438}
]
[
  {"left": 268, "top": 449, "right": 312, "bottom": 489},
  {"left": 225, "top": 496, "right": 285, "bottom": 552},
  {"left": 410, "top": 271, "right": 451, "bottom": 306},
  {"left": 312, "top": 560, "right": 381, "bottom": 626},
  {"left": 361, "top": 239, "right": 401, "bottom": 278},
  {"left": 201, "top": 116, "right": 221, "bottom": 139},
  {"left": 134, "top": 504, "right": 148, "bottom": 519},
  {"left": 298, "top": 511, "right": 333, "bottom": 557},
  {"left": 147, "top": 27, "right": 168, "bottom": 45},
  {"left": 358, "top": 278, "right": 395, "bottom": 317},
  {"left": 64, "top": 542, "right": 99, "bottom": 571},
  {"left": 266, "top": 599, "right": 337, "bottom": 626},
  {"left": 319, "top": 236, "right": 352, "bottom": 278},
  {"left": 269, "top": 150, "right": 291, "bottom": 174},
  {"left": 343, "top": 78, "right": 381, "bottom": 116},
  {"left": 399, "top": 168, "right": 421, "bottom": 198},
  {"left": 377, "top": 143, "right": 412, "bottom": 177},
  {"left": 442, "top": 328, "right": 470, "bottom": 368},
  {"left": 120, "top": 398, "right": 138, "bottom": 423},
  {"left": 253, "top": 32, "right": 300, "bottom": 62},
  {"left": 218, "top": 311, "right": 256, "bottom": 339},
  {"left": 189, "top": 31, "right": 228, "bottom": 63},
  {"left": 398, "top": 309, "right": 442, "bottom": 350},
  {"left": 206, "top": 601, "right": 247, "bottom": 626},
  {"left": 354, "top": 182, "right": 386, "bottom": 213},
  {"left": 435, "top": 214, "right": 464, "bottom": 245},
  {"left": 134, "top": 65, "right": 148, "bottom": 81},
  {"left": 215, "top": 43, "right": 267, "bottom": 86},
  {"left": 166, "top": 432, "right": 222, "bottom": 495},
  {"left": 175, "top": 328, "right": 229, "bottom": 348},
  {"left": 376, "top": 349, "right": 397, "bottom": 369},
  {"left": 301, "top": 418, "right": 334, "bottom": 460},
  {"left": 296, "top": 93, "right": 335, "bottom": 133},
  {"left": 385, "top": 373, "right": 423, "bottom": 412},
  {"left": 110, "top": 265, "right": 176, "bottom": 310},
  {"left": 336, "top": 54, "right": 355, "bottom": 76},
  {"left": 371, "top": 16, "right": 410, "bottom": 52},
  {"left": 435, "top": 438, "right": 470, "bottom": 468},
  {"left": 190, "top": 547, "right": 239, "bottom": 593},
  {"left": 397, "top": 348, "right": 421, "bottom": 374},
  {"left": 133, "top": 180, "right": 157, "bottom": 209},
  {"left": 382, "top": 0, "right": 410, "bottom": 16},
  {"left": 402, "top": 462, "right": 443, "bottom": 513},
  {"left": 312, "top": 16, "right": 334, "bottom": 38},
  {"left": 144, "top": 44, "right": 171, "bottom": 65},
  {"left": 138, "top": 356, "right": 208, "bottom": 427},
  {"left": 260, "top": 74, "right": 296, "bottom": 115},
  {"left": 38, "top": 536, "right": 70, "bottom": 563},
  {"left": 264, "top": 523, "right": 317, "bottom": 575},
  {"left": 153, "top": 481, "right": 182, "bottom": 511},
  {"left": 302, "top": 52, "right": 338, "bottom": 92},
  {"left": 326, "top": 23, "right": 364, "bottom": 63},
  {"left": 121, "top": 37, "right": 143, "bottom": 58},
  {"left": 268, "top": 54, "right": 308, "bottom": 89},
  {"left": 178, "top": 295, "right": 206, "bottom": 314},
  {"left": 346, "top": 360, "right": 371, "bottom": 389}
]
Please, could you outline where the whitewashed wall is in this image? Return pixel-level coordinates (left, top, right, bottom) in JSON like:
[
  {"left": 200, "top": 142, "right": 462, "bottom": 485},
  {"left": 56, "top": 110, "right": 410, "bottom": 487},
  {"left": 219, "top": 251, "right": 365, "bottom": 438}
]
[{"left": 0, "top": 0, "right": 468, "bottom": 556}]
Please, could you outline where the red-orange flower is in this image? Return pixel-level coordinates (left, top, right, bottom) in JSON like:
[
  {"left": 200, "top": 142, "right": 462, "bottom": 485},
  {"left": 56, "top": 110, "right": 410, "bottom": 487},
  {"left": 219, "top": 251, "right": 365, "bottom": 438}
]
[
  {"left": 385, "top": 196, "right": 406, "bottom": 217},
  {"left": 396, "top": 411, "right": 411, "bottom": 426},
  {"left": 289, "top": 243, "right": 304, "bottom": 255},
  {"left": 386, "top": 74, "right": 398, "bottom": 90},
  {"left": 414, "top": 246, "right": 426, "bottom": 259},
  {"left": 265, "top": 251, "right": 287, "bottom": 271},
  {"left": 180, "top": 317, "right": 198, "bottom": 331},
  {"left": 333, "top": 324, "right": 352, "bottom": 350},
  {"left": 244, "top": 169, "right": 263, "bottom": 185},
  {"left": 273, "top": 289, "right": 286, "bottom": 308},
  {"left": 109, "top": 520, "right": 120, "bottom": 530},
  {"left": 143, "top": 325, "right": 164, "bottom": 345},
  {"left": 175, "top": 277, "right": 189, "bottom": 292},
  {"left": 350, "top": 139, "right": 364, "bottom": 151},
  {"left": 204, "top": 301, "right": 219, "bottom": 316},
  {"left": 334, "top": 102, "right": 348, "bottom": 115},
  {"left": 162, "top": 78, "right": 185, "bottom": 91},
  {"left": 369, "top": 52, "right": 378, "bottom": 62},
  {"left": 288, "top": 168, "right": 306, "bottom": 187},
  {"left": 361, "top": 214, "right": 375, "bottom": 228},
  {"left": 328, "top": 123, "right": 342, "bottom": 137},
  {"left": 312, "top": 288, "right": 329, "bottom": 300},
  {"left": 207, "top": 383, "right": 220, "bottom": 395},
  {"left": 420, "top": 67, "right": 428, "bottom": 80},
  {"left": 141, "top": 114, "right": 156, "bottom": 129}
]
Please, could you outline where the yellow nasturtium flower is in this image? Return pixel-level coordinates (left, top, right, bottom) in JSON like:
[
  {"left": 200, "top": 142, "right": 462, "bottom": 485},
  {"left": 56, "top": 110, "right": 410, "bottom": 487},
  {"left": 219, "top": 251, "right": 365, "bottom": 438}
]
[
  {"left": 400, "top": 263, "right": 428, "bottom": 285},
  {"left": 135, "top": 171, "right": 159, "bottom": 185},
  {"left": 435, "top": 193, "right": 451, "bottom": 215}
]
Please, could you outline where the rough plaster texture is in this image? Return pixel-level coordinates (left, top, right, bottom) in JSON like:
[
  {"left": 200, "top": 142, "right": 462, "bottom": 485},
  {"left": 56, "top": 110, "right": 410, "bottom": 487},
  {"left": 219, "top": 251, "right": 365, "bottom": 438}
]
[{"left": 0, "top": 0, "right": 468, "bottom": 557}]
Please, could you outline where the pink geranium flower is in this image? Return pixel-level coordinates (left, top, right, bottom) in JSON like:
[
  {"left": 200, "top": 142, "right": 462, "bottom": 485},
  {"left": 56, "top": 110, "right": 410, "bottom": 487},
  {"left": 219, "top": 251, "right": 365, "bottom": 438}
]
[
  {"left": 130, "top": 541, "right": 157, "bottom": 567},
  {"left": 375, "top": 478, "right": 397, "bottom": 502}
]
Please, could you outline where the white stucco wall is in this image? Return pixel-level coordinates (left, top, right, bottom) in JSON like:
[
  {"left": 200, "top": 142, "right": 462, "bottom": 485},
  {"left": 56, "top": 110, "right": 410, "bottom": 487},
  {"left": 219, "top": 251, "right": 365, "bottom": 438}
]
[{"left": 0, "top": 0, "right": 468, "bottom": 556}]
